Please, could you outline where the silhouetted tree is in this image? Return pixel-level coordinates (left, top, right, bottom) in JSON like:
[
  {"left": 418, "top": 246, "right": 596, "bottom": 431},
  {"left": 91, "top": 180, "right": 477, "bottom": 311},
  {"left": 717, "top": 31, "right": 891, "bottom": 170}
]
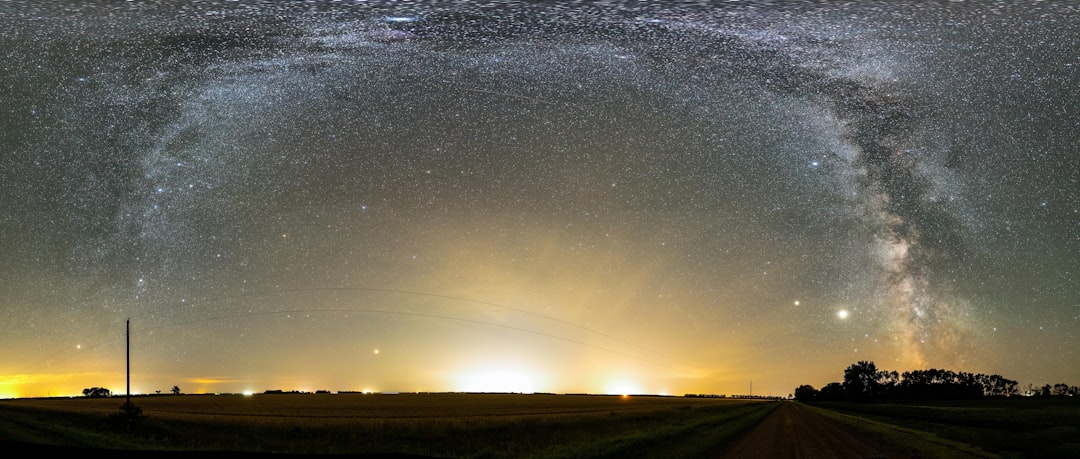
[
  {"left": 794, "top": 384, "right": 818, "bottom": 402},
  {"left": 797, "top": 361, "right": 1027, "bottom": 402},
  {"left": 979, "top": 374, "right": 1018, "bottom": 397},
  {"left": 1052, "top": 383, "right": 1070, "bottom": 397},
  {"left": 82, "top": 387, "right": 111, "bottom": 398},
  {"left": 843, "top": 361, "right": 883, "bottom": 401},
  {"left": 818, "top": 382, "right": 845, "bottom": 401},
  {"left": 894, "top": 368, "right": 983, "bottom": 400},
  {"left": 171, "top": 385, "right": 181, "bottom": 395}
]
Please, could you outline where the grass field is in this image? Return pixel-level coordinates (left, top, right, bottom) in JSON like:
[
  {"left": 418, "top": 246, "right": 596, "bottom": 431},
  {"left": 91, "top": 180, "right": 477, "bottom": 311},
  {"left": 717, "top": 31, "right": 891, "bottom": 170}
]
[
  {"left": 812, "top": 398, "right": 1080, "bottom": 459},
  {"left": 0, "top": 393, "right": 777, "bottom": 457}
]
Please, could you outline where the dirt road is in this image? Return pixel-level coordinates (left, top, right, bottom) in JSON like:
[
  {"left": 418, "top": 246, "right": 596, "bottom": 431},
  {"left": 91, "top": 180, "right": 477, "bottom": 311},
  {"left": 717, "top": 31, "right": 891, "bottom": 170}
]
[{"left": 715, "top": 401, "right": 913, "bottom": 459}]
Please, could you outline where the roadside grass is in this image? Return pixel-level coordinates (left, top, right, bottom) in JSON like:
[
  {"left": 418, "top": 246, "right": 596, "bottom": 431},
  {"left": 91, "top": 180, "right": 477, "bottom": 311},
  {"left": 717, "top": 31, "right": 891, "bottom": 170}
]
[
  {"left": 802, "top": 403, "right": 999, "bottom": 459},
  {"left": 0, "top": 394, "right": 776, "bottom": 458},
  {"left": 810, "top": 398, "right": 1080, "bottom": 459},
  {"left": 0, "top": 402, "right": 155, "bottom": 450}
]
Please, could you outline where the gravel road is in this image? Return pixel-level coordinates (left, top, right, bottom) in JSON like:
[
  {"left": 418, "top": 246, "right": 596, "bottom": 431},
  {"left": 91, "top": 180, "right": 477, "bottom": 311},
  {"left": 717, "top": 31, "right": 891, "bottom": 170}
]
[{"left": 715, "top": 401, "right": 915, "bottom": 459}]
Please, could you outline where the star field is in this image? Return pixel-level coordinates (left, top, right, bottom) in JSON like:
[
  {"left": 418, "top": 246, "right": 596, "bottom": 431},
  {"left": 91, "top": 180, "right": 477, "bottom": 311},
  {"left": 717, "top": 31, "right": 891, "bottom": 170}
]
[{"left": 1, "top": 0, "right": 1077, "bottom": 398}]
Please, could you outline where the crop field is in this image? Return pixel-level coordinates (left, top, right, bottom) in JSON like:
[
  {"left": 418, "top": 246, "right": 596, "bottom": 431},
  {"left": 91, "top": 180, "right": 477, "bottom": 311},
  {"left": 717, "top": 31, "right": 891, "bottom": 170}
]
[
  {"left": 0, "top": 393, "right": 777, "bottom": 457},
  {"left": 813, "top": 398, "right": 1080, "bottom": 459}
]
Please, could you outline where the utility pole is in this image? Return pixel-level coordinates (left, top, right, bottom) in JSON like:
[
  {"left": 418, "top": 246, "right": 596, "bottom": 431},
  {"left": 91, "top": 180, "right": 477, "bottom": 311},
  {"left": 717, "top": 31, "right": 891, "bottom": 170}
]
[
  {"left": 750, "top": 380, "right": 752, "bottom": 398},
  {"left": 126, "top": 318, "right": 131, "bottom": 406}
]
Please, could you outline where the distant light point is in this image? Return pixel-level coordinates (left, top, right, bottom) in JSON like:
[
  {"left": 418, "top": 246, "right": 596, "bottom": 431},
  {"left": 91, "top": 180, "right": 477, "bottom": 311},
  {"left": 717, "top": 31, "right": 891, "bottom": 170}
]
[
  {"left": 793, "top": 300, "right": 800, "bottom": 306},
  {"left": 837, "top": 309, "right": 850, "bottom": 319},
  {"left": 373, "top": 349, "right": 380, "bottom": 355}
]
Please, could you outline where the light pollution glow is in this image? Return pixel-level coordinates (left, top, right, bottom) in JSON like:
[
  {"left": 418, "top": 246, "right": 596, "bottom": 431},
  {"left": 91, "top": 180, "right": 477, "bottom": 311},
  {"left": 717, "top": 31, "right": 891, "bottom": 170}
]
[{"left": 1, "top": 1, "right": 1078, "bottom": 399}]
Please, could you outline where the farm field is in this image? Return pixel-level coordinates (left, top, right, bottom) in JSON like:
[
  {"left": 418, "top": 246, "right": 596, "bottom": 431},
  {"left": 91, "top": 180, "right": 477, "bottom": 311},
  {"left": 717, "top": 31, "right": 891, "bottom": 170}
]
[
  {"left": 0, "top": 393, "right": 776, "bottom": 458},
  {"left": 813, "top": 398, "right": 1080, "bottom": 459}
]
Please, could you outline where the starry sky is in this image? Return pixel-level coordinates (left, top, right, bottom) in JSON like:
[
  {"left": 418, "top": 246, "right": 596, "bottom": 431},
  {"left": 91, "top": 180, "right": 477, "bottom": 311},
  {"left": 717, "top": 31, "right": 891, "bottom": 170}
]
[{"left": 1, "top": 0, "right": 1077, "bottom": 399}]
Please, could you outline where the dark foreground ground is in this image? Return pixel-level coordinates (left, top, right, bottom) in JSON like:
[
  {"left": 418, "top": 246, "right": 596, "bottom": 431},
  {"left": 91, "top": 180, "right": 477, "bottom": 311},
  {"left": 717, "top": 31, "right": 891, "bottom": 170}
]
[
  {"left": 0, "top": 394, "right": 773, "bottom": 458},
  {"left": 0, "top": 441, "right": 440, "bottom": 458},
  {"left": 6, "top": 395, "right": 1076, "bottom": 457}
]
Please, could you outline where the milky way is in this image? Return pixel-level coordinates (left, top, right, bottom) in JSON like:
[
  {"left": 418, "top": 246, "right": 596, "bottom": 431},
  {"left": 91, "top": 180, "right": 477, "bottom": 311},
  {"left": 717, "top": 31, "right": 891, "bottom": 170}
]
[{"left": 1, "top": 1, "right": 1077, "bottom": 397}]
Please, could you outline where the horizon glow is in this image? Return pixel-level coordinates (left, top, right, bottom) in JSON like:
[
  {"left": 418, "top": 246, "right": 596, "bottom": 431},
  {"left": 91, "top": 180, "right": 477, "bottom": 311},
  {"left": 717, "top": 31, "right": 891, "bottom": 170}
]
[{"left": 1, "top": 1, "right": 1077, "bottom": 400}]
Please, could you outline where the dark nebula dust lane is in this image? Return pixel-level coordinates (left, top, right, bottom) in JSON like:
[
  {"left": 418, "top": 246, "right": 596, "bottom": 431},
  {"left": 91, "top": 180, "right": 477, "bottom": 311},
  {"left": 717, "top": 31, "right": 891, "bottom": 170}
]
[{"left": 1, "top": 1, "right": 1077, "bottom": 398}]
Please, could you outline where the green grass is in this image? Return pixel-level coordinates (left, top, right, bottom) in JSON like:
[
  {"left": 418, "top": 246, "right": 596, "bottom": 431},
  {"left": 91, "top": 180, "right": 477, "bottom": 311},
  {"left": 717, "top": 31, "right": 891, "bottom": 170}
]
[
  {"left": 802, "top": 403, "right": 1001, "bottom": 459},
  {"left": 0, "top": 394, "right": 777, "bottom": 458},
  {"left": 811, "top": 398, "right": 1080, "bottom": 459}
]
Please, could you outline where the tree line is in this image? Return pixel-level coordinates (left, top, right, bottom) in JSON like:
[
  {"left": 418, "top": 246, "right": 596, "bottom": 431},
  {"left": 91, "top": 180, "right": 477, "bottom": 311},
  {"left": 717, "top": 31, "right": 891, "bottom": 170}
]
[
  {"left": 81, "top": 385, "right": 182, "bottom": 397},
  {"left": 795, "top": 361, "right": 1079, "bottom": 402}
]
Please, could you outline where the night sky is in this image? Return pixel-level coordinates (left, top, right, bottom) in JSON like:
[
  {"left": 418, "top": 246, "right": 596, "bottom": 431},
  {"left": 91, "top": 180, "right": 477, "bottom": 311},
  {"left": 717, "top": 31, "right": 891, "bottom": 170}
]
[{"left": 1, "top": 1, "right": 1077, "bottom": 399}]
